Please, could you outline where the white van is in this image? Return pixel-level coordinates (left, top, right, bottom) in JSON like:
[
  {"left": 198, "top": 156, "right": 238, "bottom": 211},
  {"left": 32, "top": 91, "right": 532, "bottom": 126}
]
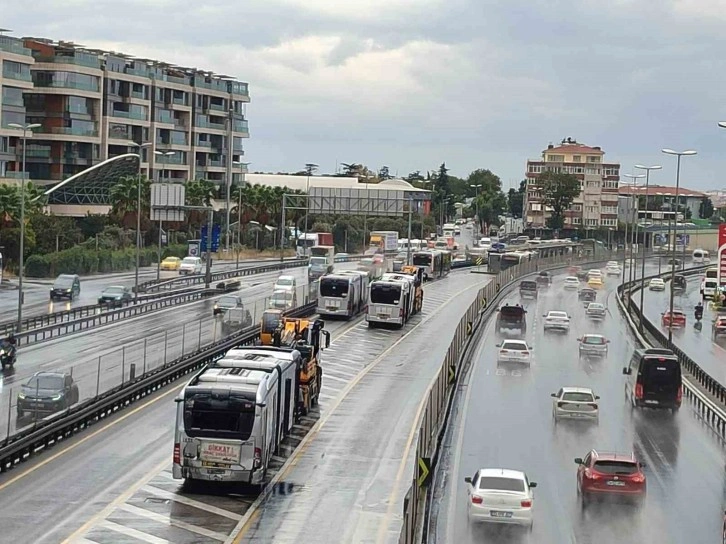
[
  {"left": 179, "top": 256, "right": 203, "bottom": 275},
  {"left": 692, "top": 249, "right": 710, "bottom": 264},
  {"left": 702, "top": 278, "right": 719, "bottom": 300}
]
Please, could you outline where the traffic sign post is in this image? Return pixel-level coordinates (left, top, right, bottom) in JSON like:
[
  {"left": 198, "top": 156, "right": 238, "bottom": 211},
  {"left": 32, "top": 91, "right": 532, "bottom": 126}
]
[{"left": 719, "top": 225, "right": 726, "bottom": 287}]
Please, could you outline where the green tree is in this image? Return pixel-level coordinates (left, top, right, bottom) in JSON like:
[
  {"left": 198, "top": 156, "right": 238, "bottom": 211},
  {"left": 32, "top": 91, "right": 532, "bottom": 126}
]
[
  {"left": 432, "top": 162, "right": 451, "bottom": 221},
  {"left": 77, "top": 214, "right": 109, "bottom": 239},
  {"left": 508, "top": 180, "right": 526, "bottom": 218},
  {"left": 378, "top": 166, "right": 391, "bottom": 180},
  {"left": 699, "top": 197, "right": 715, "bottom": 219},
  {"left": 0, "top": 184, "right": 20, "bottom": 225},
  {"left": 186, "top": 179, "right": 216, "bottom": 207},
  {"left": 29, "top": 213, "right": 81, "bottom": 254},
  {"left": 109, "top": 175, "right": 151, "bottom": 228},
  {"left": 539, "top": 171, "right": 581, "bottom": 229}
]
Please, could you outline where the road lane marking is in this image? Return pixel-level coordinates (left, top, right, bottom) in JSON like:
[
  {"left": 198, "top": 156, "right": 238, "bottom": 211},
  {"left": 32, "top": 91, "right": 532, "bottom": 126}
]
[
  {"left": 227, "top": 277, "right": 490, "bottom": 544},
  {"left": 97, "top": 520, "right": 170, "bottom": 544},
  {"left": 60, "top": 457, "right": 171, "bottom": 544},
  {"left": 119, "top": 503, "right": 228, "bottom": 542},
  {"left": 141, "top": 485, "right": 243, "bottom": 520},
  {"left": 0, "top": 383, "right": 183, "bottom": 494}
]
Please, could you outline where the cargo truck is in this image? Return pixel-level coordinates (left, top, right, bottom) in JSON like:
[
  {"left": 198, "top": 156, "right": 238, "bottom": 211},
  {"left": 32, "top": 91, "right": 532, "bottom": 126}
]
[
  {"left": 296, "top": 232, "right": 334, "bottom": 258},
  {"left": 308, "top": 245, "right": 335, "bottom": 281},
  {"left": 368, "top": 231, "right": 399, "bottom": 254}
]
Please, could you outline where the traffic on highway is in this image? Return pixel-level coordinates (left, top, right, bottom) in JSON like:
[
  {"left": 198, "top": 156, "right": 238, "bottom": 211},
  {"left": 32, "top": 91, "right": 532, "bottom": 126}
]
[{"left": 431, "top": 261, "right": 726, "bottom": 543}]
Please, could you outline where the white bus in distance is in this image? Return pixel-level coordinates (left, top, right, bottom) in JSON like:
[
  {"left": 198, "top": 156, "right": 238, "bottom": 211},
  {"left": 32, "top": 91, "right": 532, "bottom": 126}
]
[
  {"left": 317, "top": 271, "right": 369, "bottom": 319},
  {"left": 692, "top": 248, "right": 710, "bottom": 264},
  {"left": 366, "top": 277, "right": 414, "bottom": 328},
  {"left": 173, "top": 352, "right": 299, "bottom": 485}
]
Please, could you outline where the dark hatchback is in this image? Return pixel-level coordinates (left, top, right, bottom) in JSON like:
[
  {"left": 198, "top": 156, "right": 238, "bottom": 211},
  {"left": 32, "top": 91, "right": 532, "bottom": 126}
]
[
  {"left": 519, "top": 280, "right": 538, "bottom": 299},
  {"left": 98, "top": 285, "right": 132, "bottom": 308},
  {"left": 17, "top": 371, "right": 79, "bottom": 417},
  {"left": 50, "top": 274, "right": 80, "bottom": 301}
]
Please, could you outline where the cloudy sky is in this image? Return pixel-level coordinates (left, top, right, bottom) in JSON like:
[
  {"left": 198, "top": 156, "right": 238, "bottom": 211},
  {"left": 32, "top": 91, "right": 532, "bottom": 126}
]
[{"left": 6, "top": 0, "right": 726, "bottom": 190}]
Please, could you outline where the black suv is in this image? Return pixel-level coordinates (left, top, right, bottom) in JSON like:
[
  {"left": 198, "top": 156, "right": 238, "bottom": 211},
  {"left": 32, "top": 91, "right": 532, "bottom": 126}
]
[
  {"left": 98, "top": 285, "right": 132, "bottom": 308},
  {"left": 50, "top": 274, "right": 80, "bottom": 301},
  {"left": 17, "top": 371, "right": 79, "bottom": 417}
]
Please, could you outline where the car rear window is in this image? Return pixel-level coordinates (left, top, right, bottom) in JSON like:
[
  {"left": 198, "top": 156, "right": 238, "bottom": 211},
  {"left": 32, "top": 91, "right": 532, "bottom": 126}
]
[
  {"left": 520, "top": 281, "right": 536, "bottom": 289},
  {"left": 478, "top": 476, "right": 525, "bottom": 492},
  {"left": 583, "top": 336, "right": 604, "bottom": 344},
  {"left": 562, "top": 392, "right": 594, "bottom": 402},
  {"left": 641, "top": 357, "right": 680, "bottom": 384},
  {"left": 502, "top": 342, "right": 527, "bottom": 350},
  {"left": 593, "top": 461, "right": 638, "bottom": 475}
]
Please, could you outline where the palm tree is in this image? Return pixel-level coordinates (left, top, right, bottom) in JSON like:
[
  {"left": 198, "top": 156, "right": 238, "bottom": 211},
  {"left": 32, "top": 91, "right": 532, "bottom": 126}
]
[
  {"left": 109, "top": 175, "right": 150, "bottom": 228},
  {"left": 0, "top": 184, "right": 20, "bottom": 226},
  {"left": 186, "top": 179, "right": 216, "bottom": 207}
]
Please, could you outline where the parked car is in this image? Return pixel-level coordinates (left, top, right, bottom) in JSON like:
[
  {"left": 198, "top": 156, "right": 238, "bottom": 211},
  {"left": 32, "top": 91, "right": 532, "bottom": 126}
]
[
  {"left": 551, "top": 387, "right": 599, "bottom": 421},
  {"left": 17, "top": 371, "right": 79, "bottom": 417},
  {"left": 179, "top": 256, "right": 203, "bottom": 275},
  {"left": 50, "top": 274, "right": 80, "bottom": 301},
  {"left": 160, "top": 256, "right": 182, "bottom": 271},
  {"left": 576, "top": 450, "right": 646, "bottom": 505},
  {"left": 98, "top": 285, "right": 132, "bottom": 308}
]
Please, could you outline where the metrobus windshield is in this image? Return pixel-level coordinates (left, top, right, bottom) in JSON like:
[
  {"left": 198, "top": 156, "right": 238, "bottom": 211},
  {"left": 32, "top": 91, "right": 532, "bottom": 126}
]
[
  {"left": 183, "top": 391, "right": 256, "bottom": 440},
  {"left": 413, "top": 254, "right": 432, "bottom": 266},
  {"left": 320, "top": 278, "right": 349, "bottom": 297},
  {"left": 370, "top": 284, "right": 401, "bottom": 305}
]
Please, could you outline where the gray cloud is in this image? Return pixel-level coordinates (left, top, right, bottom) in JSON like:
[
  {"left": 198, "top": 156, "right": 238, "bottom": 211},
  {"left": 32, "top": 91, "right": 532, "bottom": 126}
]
[{"left": 4, "top": 0, "right": 726, "bottom": 187}]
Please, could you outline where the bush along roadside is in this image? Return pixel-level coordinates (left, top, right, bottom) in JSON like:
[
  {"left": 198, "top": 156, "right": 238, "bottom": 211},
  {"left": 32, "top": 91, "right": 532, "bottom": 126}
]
[{"left": 25, "top": 245, "right": 188, "bottom": 278}]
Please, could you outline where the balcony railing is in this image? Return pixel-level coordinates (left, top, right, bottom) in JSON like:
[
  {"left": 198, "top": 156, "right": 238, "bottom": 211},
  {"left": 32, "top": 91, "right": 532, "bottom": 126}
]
[
  {"left": 34, "top": 80, "right": 100, "bottom": 92},
  {"left": 2, "top": 68, "right": 32, "bottom": 82},
  {"left": 228, "top": 82, "right": 249, "bottom": 97},
  {"left": 1, "top": 171, "right": 27, "bottom": 179},
  {"left": 111, "top": 109, "right": 147, "bottom": 121},
  {"left": 25, "top": 149, "right": 52, "bottom": 158},
  {"left": 38, "top": 126, "right": 99, "bottom": 137},
  {"left": 129, "top": 90, "right": 147, "bottom": 100},
  {"left": 2, "top": 96, "right": 26, "bottom": 107},
  {"left": 124, "top": 67, "right": 151, "bottom": 78},
  {"left": 195, "top": 79, "right": 227, "bottom": 92},
  {"left": 233, "top": 120, "right": 249, "bottom": 133},
  {"left": 208, "top": 103, "right": 227, "bottom": 112},
  {"left": 0, "top": 39, "right": 32, "bottom": 57},
  {"left": 35, "top": 55, "right": 101, "bottom": 69},
  {"left": 195, "top": 141, "right": 212, "bottom": 148},
  {"left": 195, "top": 119, "right": 225, "bottom": 130}
]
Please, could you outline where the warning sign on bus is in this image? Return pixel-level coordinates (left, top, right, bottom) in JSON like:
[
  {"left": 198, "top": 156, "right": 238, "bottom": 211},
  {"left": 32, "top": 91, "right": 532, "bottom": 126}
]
[{"left": 200, "top": 442, "right": 241, "bottom": 464}]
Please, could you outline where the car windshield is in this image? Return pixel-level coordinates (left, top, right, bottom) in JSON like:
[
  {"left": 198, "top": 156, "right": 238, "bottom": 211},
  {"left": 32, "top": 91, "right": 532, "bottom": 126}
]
[
  {"left": 565, "top": 277, "right": 578, "bottom": 282},
  {"left": 276, "top": 277, "right": 294, "bottom": 286},
  {"left": 478, "top": 476, "right": 525, "bottom": 492},
  {"left": 593, "top": 460, "right": 638, "bottom": 475},
  {"left": 218, "top": 296, "right": 238, "bottom": 306},
  {"left": 26, "top": 375, "right": 64, "bottom": 390},
  {"left": 587, "top": 304, "right": 604, "bottom": 310},
  {"left": 54, "top": 275, "right": 75, "bottom": 288},
  {"left": 104, "top": 287, "right": 125, "bottom": 295},
  {"left": 502, "top": 342, "right": 527, "bottom": 350},
  {"left": 164, "top": 257, "right": 178, "bottom": 262},
  {"left": 310, "top": 257, "right": 327, "bottom": 267},
  {"left": 182, "top": 258, "right": 198, "bottom": 265},
  {"left": 583, "top": 336, "right": 605, "bottom": 344},
  {"left": 562, "top": 392, "right": 594, "bottom": 402}
]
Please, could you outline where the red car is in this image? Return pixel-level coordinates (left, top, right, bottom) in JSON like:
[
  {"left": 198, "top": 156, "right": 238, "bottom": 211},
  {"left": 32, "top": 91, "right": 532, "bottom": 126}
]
[
  {"left": 661, "top": 309, "right": 686, "bottom": 328},
  {"left": 575, "top": 450, "right": 646, "bottom": 505}
]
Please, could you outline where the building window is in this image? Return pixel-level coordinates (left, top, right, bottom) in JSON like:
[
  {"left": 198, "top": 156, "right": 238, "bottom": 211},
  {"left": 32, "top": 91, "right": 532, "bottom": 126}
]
[
  {"left": 604, "top": 167, "right": 619, "bottom": 176},
  {"left": 572, "top": 217, "right": 582, "bottom": 225},
  {"left": 572, "top": 155, "right": 581, "bottom": 162},
  {"left": 585, "top": 167, "right": 601, "bottom": 175},
  {"left": 33, "top": 71, "right": 100, "bottom": 92},
  {"left": 530, "top": 203, "right": 542, "bottom": 211},
  {"left": 1, "top": 109, "right": 26, "bottom": 128},
  {"left": 2, "top": 60, "right": 32, "bottom": 82},
  {"left": 547, "top": 154, "right": 564, "bottom": 162},
  {"left": 587, "top": 156, "right": 600, "bottom": 163}
]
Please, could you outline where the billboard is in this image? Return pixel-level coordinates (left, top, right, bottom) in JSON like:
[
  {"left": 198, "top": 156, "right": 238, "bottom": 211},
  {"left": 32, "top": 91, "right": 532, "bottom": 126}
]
[
  {"left": 309, "top": 187, "right": 406, "bottom": 217},
  {"left": 151, "top": 183, "right": 186, "bottom": 222}
]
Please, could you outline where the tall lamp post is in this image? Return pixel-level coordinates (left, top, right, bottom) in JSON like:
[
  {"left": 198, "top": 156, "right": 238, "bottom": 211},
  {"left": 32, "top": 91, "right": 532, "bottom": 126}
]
[
  {"left": 471, "top": 184, "right": 482, "bottom": 233},
  {"left": 8, "top": 123, "right": 41, "bottom": 332},
  {"left": 662, "top": 148, "right": 697, "bottom": 342},
  {"left": 622, "top": 173, "right": 645, "bottom": 285},
  {"left": 634, "top": 164, "right": 662, "bottom": 333},
  {"left": 128, "top": 142, "right": 153, "bottom": 302},
  {"left": 303, "top": 163, "right": 318, "bottom": 252},
  {"left": 232, "top": 161, "right": 251, "bottom": 268},
  {"left": 154, "top": 150, "right": 175, "bottom": 281}
]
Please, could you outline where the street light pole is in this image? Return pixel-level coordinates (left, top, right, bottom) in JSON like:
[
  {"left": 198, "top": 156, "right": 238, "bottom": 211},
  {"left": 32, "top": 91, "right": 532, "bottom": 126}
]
[
  {"left": 471, "top": 184, "right": 482, "bottom": 234},
  {"left": 623, "top": 173, "right": 645, "bottom": 286},
  {"left": 154, "top": 150, "right": 175, "bottom": 281},
  {"left": 303, "top": 163, "right": 318, "bottom": 255},
  {"left": 662, "top": 148, "right": 697, "bottom": 342},
  {"left": 8, "top": 123, "right": 41, "bottom": 332},
  {"left": 232, "top": 161, "right": 250, "bottom": 269},
  {"left": 128, "top": 142, "right": 153, "bottom": 302},
  {"left": 634, "top": 164, "right": 662, "bottom": 333}
]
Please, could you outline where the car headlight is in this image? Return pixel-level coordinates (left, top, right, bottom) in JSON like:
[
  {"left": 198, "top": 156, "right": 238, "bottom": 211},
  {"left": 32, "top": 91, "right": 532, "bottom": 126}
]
[
  {"left": 66, "top": 288, "right": 71, "bottom": 292},
  {"left": 50, "top": 394, "right": 62, "bottom": 401},
  {"left": 214, "top": 304, "right": 219, "bottom": 309},
  {"left": 17, "top": 392, "right": 25, "bottom": 399}
]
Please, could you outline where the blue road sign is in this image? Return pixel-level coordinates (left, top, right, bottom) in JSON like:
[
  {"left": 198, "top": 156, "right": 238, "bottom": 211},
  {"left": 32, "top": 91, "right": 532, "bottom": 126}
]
[{"left": 201, "top": 224, "right": 222, "bottom": 252}]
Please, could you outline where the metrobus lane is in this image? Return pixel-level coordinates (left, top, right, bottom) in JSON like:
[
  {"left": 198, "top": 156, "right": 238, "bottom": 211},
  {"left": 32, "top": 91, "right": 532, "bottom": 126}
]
[
  {"left": 0, "top": 264, "right": 330, "bottom": 444},
  {"left": 640, "top": 274, "right": 726, "bottom": 386},
  {"left": 0, "top": 268, "right": 487, "bottom": 544},
  {"left": 430, "top": 270, "right": 726, "bottom": 544}
]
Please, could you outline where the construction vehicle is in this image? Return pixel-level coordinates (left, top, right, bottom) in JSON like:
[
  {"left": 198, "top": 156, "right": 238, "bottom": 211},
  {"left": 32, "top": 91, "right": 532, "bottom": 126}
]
[
  {"left": 261, "top": 316, "right": 330, "bottom": 414},
  {"left": 400, "top": 265, "right": 424, "bottom": 314},
  {"left": 260, "top": 309, "right": 284, "bottom": 345}
]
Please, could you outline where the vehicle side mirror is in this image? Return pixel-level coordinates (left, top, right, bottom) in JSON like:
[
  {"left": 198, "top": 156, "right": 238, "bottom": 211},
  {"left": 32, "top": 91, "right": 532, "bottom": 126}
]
[
  {"left": 464, "top": 477, "right": 472, "bottom": 484},
  {"left": 640, "top": 462, "right": 646, "bottom": 468},
  {"left": 595, "top": 396, "right": 600, "bottom": 400},
  {"left": 495, "top": 343, "right": 501, "bottom": 347},
  {"left": 529, "top": 482, "right": 537, "bottom": 488},
  {"left": 542, "top": 314, "right": 546, "bottom": 317},
  {"left": 574, "top": 458, "right": 583, "bottom": 465},
  {"left": 606, "top": 340, "right": 611, "bottom": 343},
  {"left": 174, "top": 397, "right": 183, "bottom": 403},
  {"left": 622, "top": 367, "right": 631, "bottom": 375},
  {"left": 550, "top": 393, "right": 557, "bottom": 397}
]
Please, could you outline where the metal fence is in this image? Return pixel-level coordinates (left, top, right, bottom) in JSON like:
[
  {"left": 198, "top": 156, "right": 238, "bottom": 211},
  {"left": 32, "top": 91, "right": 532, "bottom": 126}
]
[
  {"left": 397, "top": 251, "right": 619, "bottom": 544},
  {"left": 0, "top": 281, "right": 319, "bottom": 446}
]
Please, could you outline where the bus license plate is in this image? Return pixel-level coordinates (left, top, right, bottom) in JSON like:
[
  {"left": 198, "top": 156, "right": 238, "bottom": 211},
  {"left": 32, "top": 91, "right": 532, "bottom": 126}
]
[
  {"left": 206, "top": 468, "right": 226, "bottom": 474},
  {"left": 378, "top": 314, "right": 389, "bottom": 319},
  {"left": 202, "top": 461, "right": 229, "bottom": 468}
]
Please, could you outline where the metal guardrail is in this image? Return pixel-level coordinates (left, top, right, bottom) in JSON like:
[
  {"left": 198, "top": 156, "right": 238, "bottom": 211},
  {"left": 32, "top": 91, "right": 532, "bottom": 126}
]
[
  {"left": 12, "top": 289, "right": 218, "bottom": 348},
  {"left": 0, "top": 302, "right": 316, "bottom": 472},
  {"left": 0, "top": 285, "right": 210, "bottom": 338},
  {"left": 397, "top": 252, "right": 620, "bottom": 544},
  {"left": 617, "top": 266, "right": 726, "bottom": 437}
]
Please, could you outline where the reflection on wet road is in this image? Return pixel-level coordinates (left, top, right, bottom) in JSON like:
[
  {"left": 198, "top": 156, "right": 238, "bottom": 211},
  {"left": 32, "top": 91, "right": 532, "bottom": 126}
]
[{"left": 433, "top": 265, "right": 726, "bottom": 544}]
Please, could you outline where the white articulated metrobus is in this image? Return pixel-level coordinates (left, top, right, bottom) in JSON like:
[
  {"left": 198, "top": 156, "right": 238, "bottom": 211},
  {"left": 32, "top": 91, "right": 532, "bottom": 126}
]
[
  {"left": 317, "top": 271, "right": 369, "bottom": 319},
  {"left": 173, "top": 348, "right": 302, "bottom": 485}
]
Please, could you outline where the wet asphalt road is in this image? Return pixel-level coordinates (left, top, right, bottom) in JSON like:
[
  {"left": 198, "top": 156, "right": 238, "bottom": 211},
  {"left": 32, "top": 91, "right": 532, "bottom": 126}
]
[
  {"left": 639, "top": 273, "right": 726, "bottom": 386},
  {"left": 0, "top": 264, "right": 332, "bottom": 443},
  {"left": 432, "top": 265, "right": 726, "bottom": 544},
  {"left": 0, "top": 267, "right": 484, "bottom": 544},
  {"left": 0, "top": 258, "right": 293, "bottom": 325}
]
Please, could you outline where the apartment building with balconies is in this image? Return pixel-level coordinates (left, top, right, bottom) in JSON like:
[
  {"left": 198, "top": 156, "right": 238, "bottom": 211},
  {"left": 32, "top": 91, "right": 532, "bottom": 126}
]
[
  {"left": 0, "top": 34, "right": 35, "bottom": 184},
  {"left": 0, "top": 32, "right": 250, "bottom": 192},
  {"left": 524, "top": 137, "right": 620, "bottom": 229}
]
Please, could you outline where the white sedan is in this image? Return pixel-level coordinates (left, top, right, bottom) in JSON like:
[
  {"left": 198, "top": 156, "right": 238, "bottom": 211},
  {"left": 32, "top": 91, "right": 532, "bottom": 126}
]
[
  {"left": 563, "top": 276, "right": 580, "bottom": 290},
  {"left": 465, "top": 468, "right": 536, "bottom": 529},
  {"left": 543, "top": 310, "right": 570, "bottom": 332},
  {"left": 605, "top": 264, "right": 621, "bottom": 276},
  {"left": 496, "top": 340, "right": 532, "bottom": 365},
  {"left": 551, "top": 387, "right": 599, "bottom": 422},
  {"left": 649, "top": 278, "right": 666, "bottom": 291}
]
